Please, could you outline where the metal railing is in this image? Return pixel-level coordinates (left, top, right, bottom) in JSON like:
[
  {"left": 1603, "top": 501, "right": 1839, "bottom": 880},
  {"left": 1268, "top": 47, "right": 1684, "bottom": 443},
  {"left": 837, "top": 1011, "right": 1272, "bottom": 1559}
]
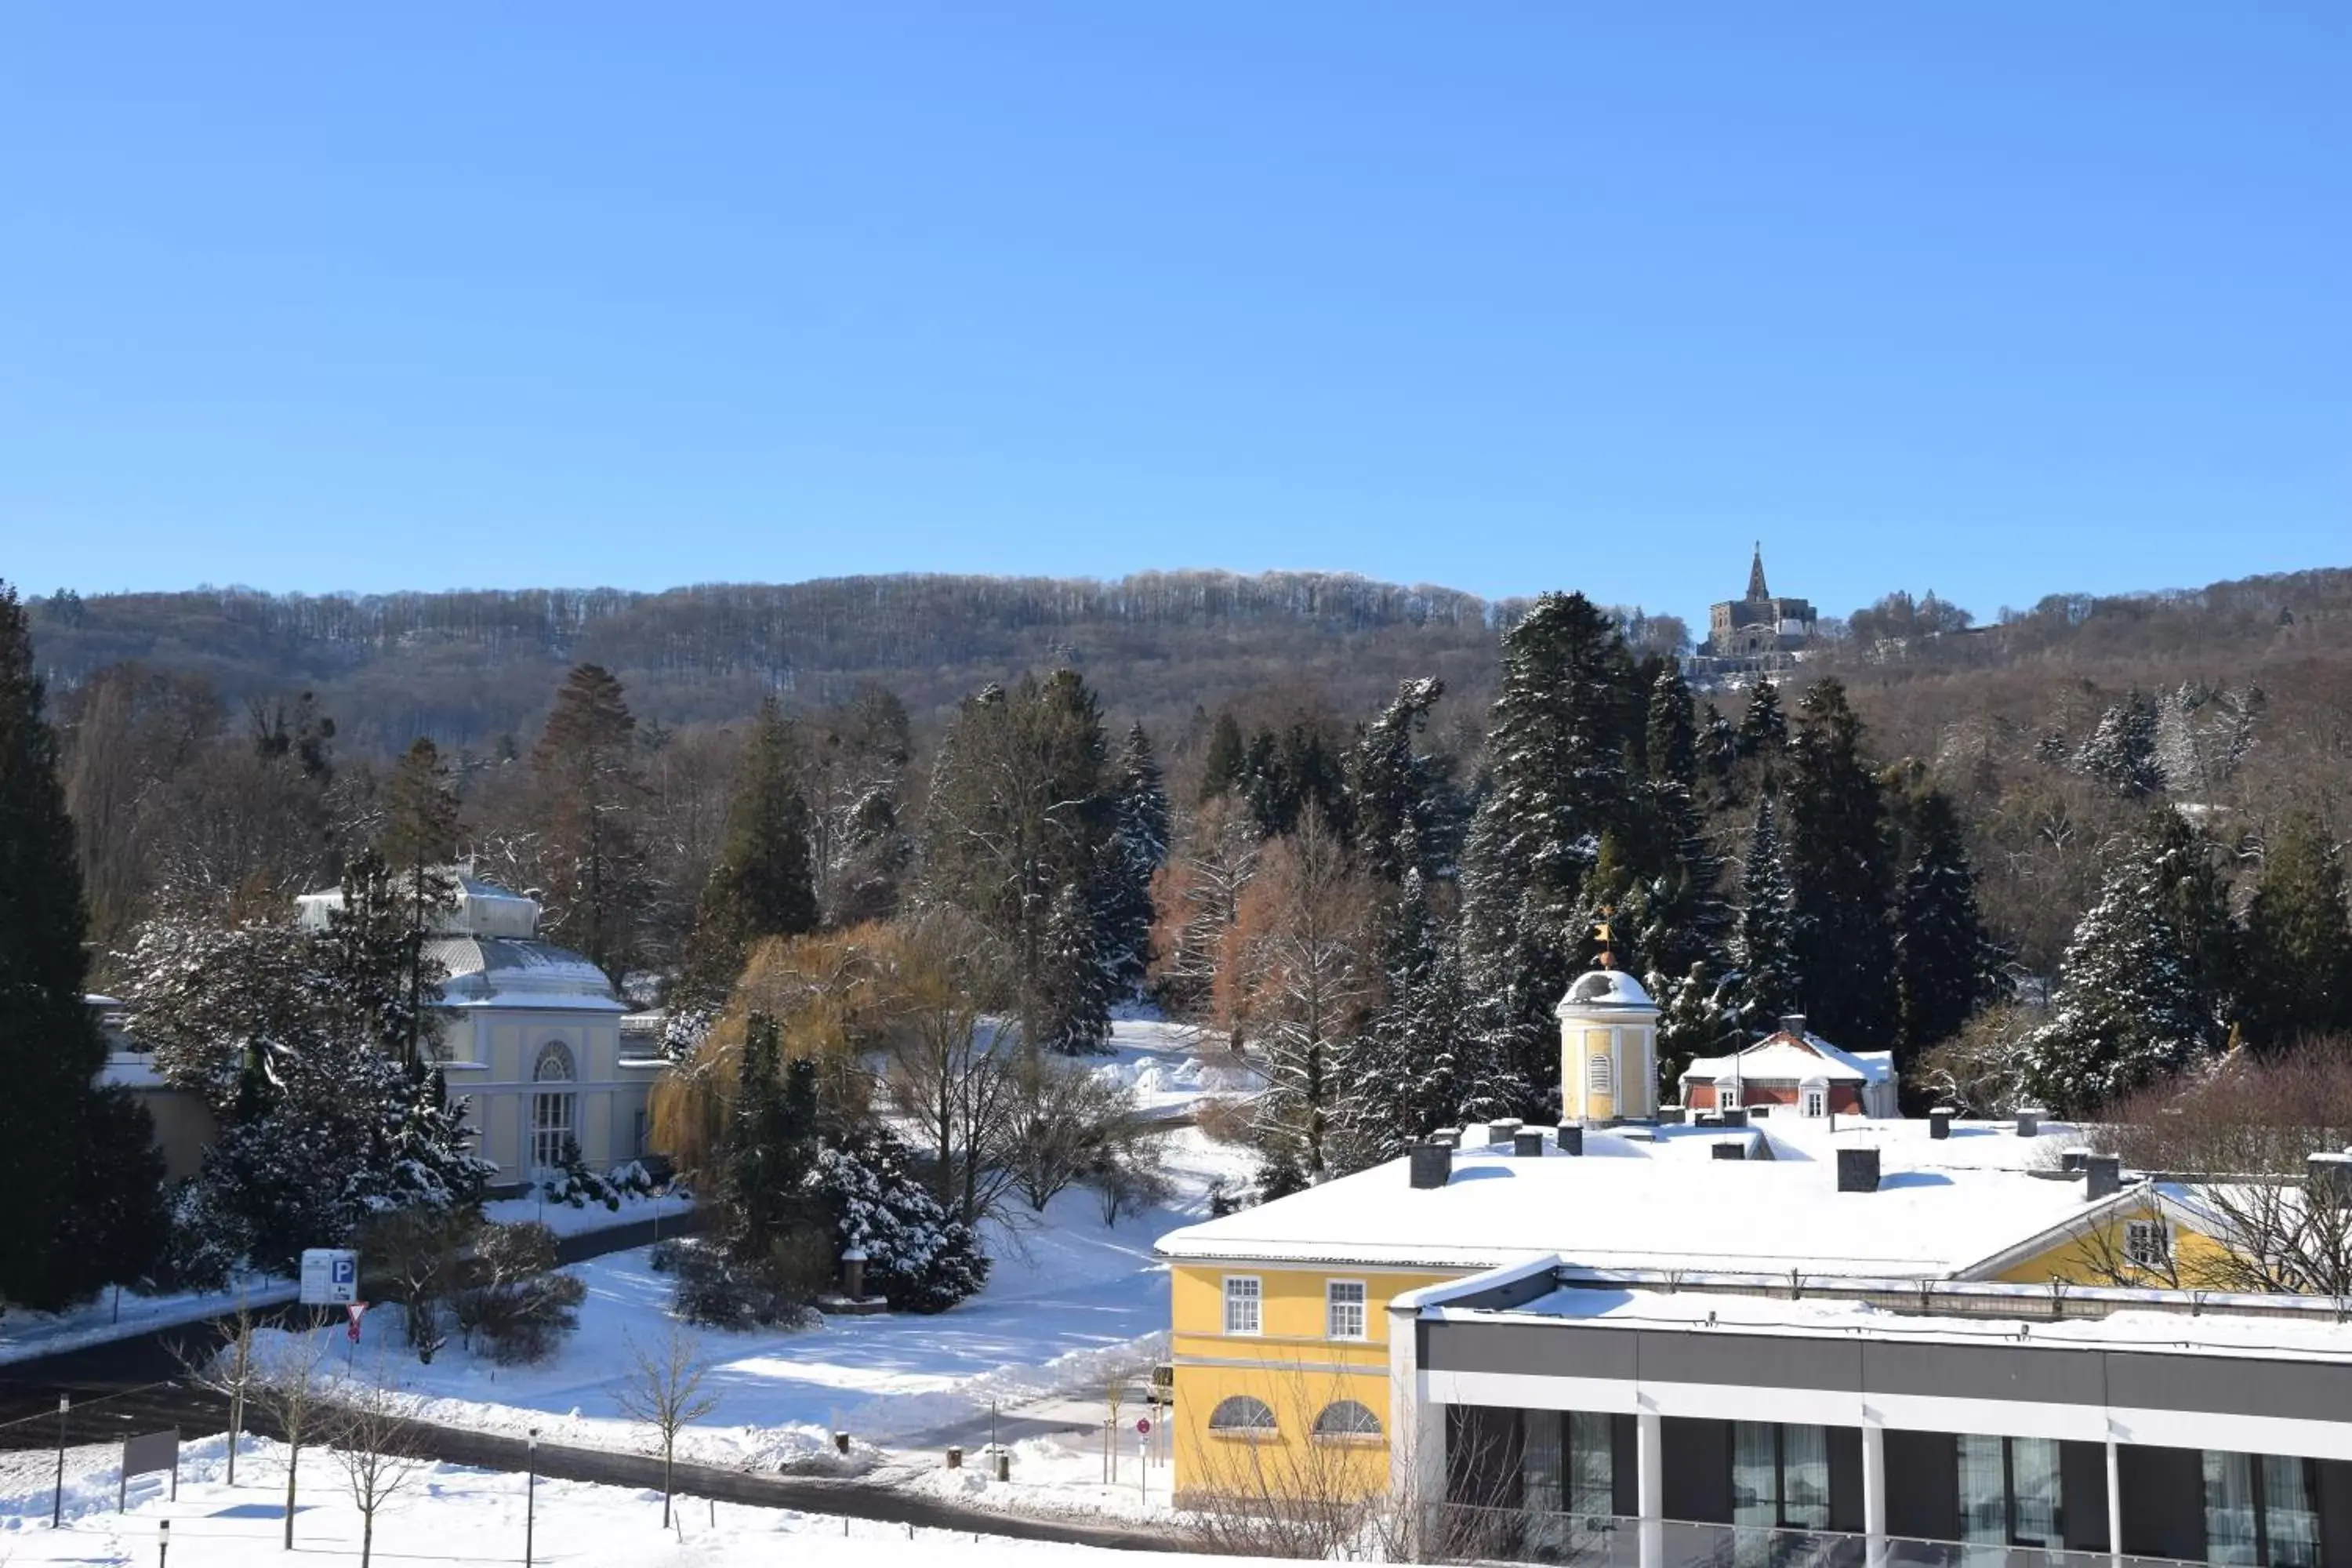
[{"left": 1412, "top": 1508, "right": 2213, "bottom": 1568}]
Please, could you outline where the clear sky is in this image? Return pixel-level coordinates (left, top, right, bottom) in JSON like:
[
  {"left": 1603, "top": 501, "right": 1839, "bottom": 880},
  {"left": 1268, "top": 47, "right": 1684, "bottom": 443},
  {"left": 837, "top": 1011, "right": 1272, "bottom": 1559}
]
[{"left": 2, "top": 4, "right": 2344, "bottom": 626}]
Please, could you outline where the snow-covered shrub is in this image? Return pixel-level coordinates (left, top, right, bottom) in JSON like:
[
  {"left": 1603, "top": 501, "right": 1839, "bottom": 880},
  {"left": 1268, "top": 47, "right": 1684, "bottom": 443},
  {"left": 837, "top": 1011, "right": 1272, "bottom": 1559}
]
[
  {"left": 539, "top": 1137, "right": 622, "bottom": 1211},
  {"left": 804, "top": 1123, "right": 989, "bottom": 1314},
  {"left": 609, "top": 1160, "right": 657, "bottom": 1198},
  {"left": 664, "top": 1236, "right": 822, "bottom": 1331},
  {"left": 452, "top": 1221, "right": 583, "bottom": 1364},
  {"left": 154, "top": 1177, "right": 252, "bottom": 1294}
]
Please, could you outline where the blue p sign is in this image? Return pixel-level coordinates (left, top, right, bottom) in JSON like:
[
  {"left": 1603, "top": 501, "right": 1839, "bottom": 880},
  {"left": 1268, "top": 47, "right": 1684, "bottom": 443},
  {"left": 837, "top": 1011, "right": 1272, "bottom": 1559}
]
[{"left": 332, "top": 1258, "right": 356, "bottom": 1287}]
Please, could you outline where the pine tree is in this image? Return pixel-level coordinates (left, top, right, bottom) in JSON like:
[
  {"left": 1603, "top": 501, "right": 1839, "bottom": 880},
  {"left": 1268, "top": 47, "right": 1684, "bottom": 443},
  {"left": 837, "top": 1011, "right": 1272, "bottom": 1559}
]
[
  {"left": 1341, "top": 870, "right": 1465, "bottom": 1163},
  {"left": 1198, "top": 711, "right": 1246, "bottom": 803},
  {"left": 1736, "top": 681, "right": 1787, "bottom": 760},
  {"left": 1347, "top": 677, "right": 1454, "bottom": 886},
  {"left": 1098, "top": 722, "right": 1171, "bottom": 992},
  {"left": 684, "top": 699, "right": 817, "bottom": 1002},
  {"left": 375, "top": 739, "right": 463, "bottom": 1065},
  {"left": 1036, "top": 880, "right": 1116, "bottom": 1054},
  {"left": 1785, "top": 681, "right": 1899, "bottom": 1050},
  {"left": 1893, "top": 788, "right": 2001, "bottom": 1054},
  {"left": 1655, "top": 960, "right": 1736, "bottom": 1097},
  {"left": 532, "top": 664, "right": 649, "bottom": 979},
  {"left": 2241, "top": 811, "right": 2352, "bottom": 1048},
  {"left": 1730, "top": 792, "right": 1801, "bottom": 1033},
  {"left": 1631, "top": 662, "right": 1724, "bottom": 982},
  {"left": 2023, "top": 840, "right": 2225, "bottom": 1114},
  {"left": 2076, "top": 691, "right": 2164, "bottom": 799},
  {"left": 2142, "top": 804, "right": 2239, "bottom": 1033},
  {"left": 1453, "top": 811, "right": 1560, "bottom": 1120},
  {"left": 0, "top": 583, "right": 167, "bottom": 1309}
]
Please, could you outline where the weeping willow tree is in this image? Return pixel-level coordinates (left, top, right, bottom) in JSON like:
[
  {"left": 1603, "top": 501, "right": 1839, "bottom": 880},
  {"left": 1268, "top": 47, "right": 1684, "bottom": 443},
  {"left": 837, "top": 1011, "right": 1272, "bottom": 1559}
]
[{"left": 648, "top": 924, "right": 888, "bottom": 1185}]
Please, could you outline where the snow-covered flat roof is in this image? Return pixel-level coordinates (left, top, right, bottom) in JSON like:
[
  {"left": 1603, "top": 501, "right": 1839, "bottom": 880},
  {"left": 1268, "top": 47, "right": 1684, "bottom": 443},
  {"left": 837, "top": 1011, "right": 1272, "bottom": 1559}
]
[
  {"left": 1449, "top": 1285, "right": 2352, "bottom": 1366},
  {"left": 1758, "top": 1114, "right": 2082, "bottom": 1173},
  {"left": 1156, "top": 1134, "right": 2107, "bottom": 1278}
]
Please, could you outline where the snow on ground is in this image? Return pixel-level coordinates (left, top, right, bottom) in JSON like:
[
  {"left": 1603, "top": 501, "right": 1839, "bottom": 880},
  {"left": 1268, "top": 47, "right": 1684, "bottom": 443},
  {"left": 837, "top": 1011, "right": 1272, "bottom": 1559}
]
[
  {"left": 237, "top": 1018, "right": 1262, "bottom": 1502},
  {"left": 0, "top": 1277, "right": 296, "bottom": 1367},
  {"left": 0, "top": 1189, "right": 692, "bottom": 1368},
  {"left": 282, "top": 1124, "right": 1250, "bottom": 1475},
  {"left": 481, "top": 1186, "right": 696, "bottom": 1237},
  {"left": 0, "top": 1433, "right": 1281, "bottom": 1568}
]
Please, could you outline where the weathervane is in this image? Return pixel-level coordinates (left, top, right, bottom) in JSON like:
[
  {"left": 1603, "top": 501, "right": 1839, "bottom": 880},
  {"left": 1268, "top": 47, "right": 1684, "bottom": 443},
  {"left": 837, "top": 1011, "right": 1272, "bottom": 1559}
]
[{"left": 1594, "top": 906, "right": 1617, "bottom": 971}]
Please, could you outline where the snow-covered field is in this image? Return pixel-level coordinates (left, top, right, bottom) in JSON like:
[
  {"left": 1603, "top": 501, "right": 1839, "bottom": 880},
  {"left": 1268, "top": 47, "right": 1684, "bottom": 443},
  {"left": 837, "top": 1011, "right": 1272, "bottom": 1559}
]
[
  {"left": 0, "top": 1433, "right": 1278, "bottom": 1568},
  {"left": 256, "top": 1020, "right": 1261, "bottom": 1507}
]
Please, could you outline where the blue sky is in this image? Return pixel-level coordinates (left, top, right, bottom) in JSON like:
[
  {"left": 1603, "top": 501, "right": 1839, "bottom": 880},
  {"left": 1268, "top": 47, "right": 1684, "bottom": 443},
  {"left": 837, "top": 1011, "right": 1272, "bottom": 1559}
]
[{"left": 2, "top": 4, "right": 2344, "bottom": 626}]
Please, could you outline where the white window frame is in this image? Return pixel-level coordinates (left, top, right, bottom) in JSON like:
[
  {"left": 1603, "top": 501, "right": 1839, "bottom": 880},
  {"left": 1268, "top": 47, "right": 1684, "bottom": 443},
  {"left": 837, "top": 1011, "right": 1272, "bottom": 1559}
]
[
  {"left": 2125, "top": 1218, "right": 2172, "bottom": 1272},
  {"left": 1326, "top": 1279, "right": 1367, "bottom": 1341},
  {"left": 1224, "top": 1275, "right": 1263, "bottom": 1337},
  {"left": 1719, "top": 1079, "right": 1741, "bottom": 1111},
  {"left": 530, "top": 1040, "right": 578, "bottom": 1174},
  {"left": 1801, "top": 1084, "right": 1828, "bottom": 1118}
]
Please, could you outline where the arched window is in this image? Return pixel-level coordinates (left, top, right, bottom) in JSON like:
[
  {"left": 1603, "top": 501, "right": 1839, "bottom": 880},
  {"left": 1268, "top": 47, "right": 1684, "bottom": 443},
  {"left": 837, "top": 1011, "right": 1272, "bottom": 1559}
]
[
  {"left": 531, "top": 1041, "right": 576, "bottom": 1173},
  {"left": 1313, "top": 1400, "right": 1382, "bottom": 1439},
  {"left": 1208, "top": 1396, "right": 1277, "bottom": 1435}
]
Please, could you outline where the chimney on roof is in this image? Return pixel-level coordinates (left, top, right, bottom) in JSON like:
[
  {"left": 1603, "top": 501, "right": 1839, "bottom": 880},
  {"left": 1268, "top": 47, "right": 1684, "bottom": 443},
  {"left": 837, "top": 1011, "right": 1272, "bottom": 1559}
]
[
  {"left": 1712, "top": 1142, "right": 1747, "bottom": 1162},
  {"left": 2307, "top": 1152, "right": 2352, "bottom": 1210},
  {"left": 1779, "top": 1014, "right": 1807, "bottom": 1037},
  {"left": 1929, "top": 1107, "right": 1955, "bottom": 1141},
  {"left": 1409, "top": 1143, "right": 1453, "bottom": 1190},
  {"left": 1837, "top": 1147, "right": 1882, "bottom": 1193},
  {"left": 2061, "top": 1148, "right": 2091, "bottom": 1173},
  {"left": 1555, "top": 1124, "right": 1584, "bottom": 1156},
  {"left": 1430, "top": 1127, "right": 1460, "bottom": 1149},
  {"left": 2085, "top": 1156, "right": 2122, "bottom": 1201},
  {"left": 1486, "top": 1118, "right": 1523, "bottom": 1146},
  {"left": 1719, "top": 1107, "right": 1748, "bottom": 1129},
  {"left": 2016, "top": 1109, "right": 2042, "bottom": 1139},
  {"left": 1514, "top": 1131, "right": 1544, "bottom": 1158}
]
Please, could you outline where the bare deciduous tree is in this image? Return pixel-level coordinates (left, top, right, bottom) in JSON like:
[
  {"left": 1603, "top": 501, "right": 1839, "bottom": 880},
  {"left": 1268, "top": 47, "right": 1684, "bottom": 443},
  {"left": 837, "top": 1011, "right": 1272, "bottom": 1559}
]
[
  {"left": 330, "top": 1363, "right": 423, "bottom": 1568},
  {"left": 252, "top": 1323, "right": 332, "bottom": 1550},
  {"left": 615, "top": 1323, "right": 719, "bottom": 1527},
  {"left": 875, "top": 907, "right": 1021, "bottom": 1225},
  {"left": 176, "top": 1294, "right": 260, "bottom": 1486}
]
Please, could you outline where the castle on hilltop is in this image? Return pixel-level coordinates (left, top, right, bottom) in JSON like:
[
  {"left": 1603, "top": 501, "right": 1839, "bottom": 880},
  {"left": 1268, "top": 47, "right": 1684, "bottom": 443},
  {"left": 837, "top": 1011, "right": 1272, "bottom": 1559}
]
[{"left": 1697, "top": 543, "right": 1817, "bottom": 673}]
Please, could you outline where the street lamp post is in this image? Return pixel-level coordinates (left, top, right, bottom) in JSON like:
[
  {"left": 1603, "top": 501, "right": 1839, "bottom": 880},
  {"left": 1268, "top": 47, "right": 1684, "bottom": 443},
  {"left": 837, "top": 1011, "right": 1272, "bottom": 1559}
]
[
  {"left": 524, "top": 1430, "right": 539, "bottom": 1568},
  {"left": 158, "top": 1518, "right": 170, "bottom": 1568},
  {"left": 53, "top": 1395, "right": 69, "bottom": 1528}
]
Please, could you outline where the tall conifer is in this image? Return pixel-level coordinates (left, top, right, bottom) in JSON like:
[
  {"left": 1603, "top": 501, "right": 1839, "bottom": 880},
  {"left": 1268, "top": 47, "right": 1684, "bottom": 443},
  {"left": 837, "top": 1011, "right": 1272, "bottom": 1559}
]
[
  {"left": 1893, "top": 787, "right": 2001, "bottom": 1054},
  {"left": 532, "top": 664, "right": 648, "bottom": 978},
  {"left": 0, "top": 583, "right": 167, "bottom": 1308},
  {"left": 1785, "top": 681, "right": 1899, "bottom": 1049},
  {"left": 2241, "top": 811, "right": 2352, "bottom": 1048},
  {"left": 685, "top": 699, "right": 818, "bottom": 1002}
]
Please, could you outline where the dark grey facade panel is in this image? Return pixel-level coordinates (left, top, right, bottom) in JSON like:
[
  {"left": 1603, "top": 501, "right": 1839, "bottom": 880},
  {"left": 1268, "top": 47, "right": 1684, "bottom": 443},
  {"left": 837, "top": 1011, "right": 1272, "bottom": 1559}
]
[
  {"left": 1428, "top": 1318, "right": 2352, "bottom": 1425},
  {"left": 2105, "top": 1350, "right": 2352, "bottom": 1424},
  {"left": 1428, "top": 1319, "right": 1640, "bottom": 1378},
  {"left": 1883, "top": 1429, "right": 1958, "bottom": 1540},
  {"left": 2059, "top": 1439, "right": 2111, "bottom": 1553},
  {"left": 1661, "top": 1417, "right": 1732, "bottom": 1523},
  {"left": 1858, "top": 1341, "right": 2107, "bottom": 1406},
  {"left": 1828, "top": 1425, "right": 1865, "bottom": 1534},
  {"left": 1643, "top": 1331, "right": 1863, "bottom": 1392}
]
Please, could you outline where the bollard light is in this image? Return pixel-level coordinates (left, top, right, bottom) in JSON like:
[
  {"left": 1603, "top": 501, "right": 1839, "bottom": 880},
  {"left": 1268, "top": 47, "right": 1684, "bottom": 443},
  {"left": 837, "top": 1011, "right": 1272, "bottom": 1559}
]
[
  {"left": 159, "top": 1518, "right": 171, "bottom": 1568},
  {"left": 53, "top": 1396, "right": 71, "bottom": 1530},
  {"left": 524, "top": 1430, "right": 539, "bottom": 1568}
]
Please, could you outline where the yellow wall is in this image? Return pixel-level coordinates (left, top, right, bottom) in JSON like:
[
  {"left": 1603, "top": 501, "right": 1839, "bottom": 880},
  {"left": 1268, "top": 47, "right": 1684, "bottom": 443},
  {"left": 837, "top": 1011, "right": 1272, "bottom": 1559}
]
[
  {"left": 1169, "top": 1261, "right": 1461, "bottom": 1501},
  {"left": 1994, "top": 1205, "right": 2232, "bottom": 1289}
]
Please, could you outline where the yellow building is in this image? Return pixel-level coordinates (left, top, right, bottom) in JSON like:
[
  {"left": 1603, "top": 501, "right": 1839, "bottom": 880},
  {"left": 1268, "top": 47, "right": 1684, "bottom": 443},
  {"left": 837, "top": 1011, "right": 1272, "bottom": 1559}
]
[{"left": 1154, "top": 971, "right": 2255, "bottom": 1505}]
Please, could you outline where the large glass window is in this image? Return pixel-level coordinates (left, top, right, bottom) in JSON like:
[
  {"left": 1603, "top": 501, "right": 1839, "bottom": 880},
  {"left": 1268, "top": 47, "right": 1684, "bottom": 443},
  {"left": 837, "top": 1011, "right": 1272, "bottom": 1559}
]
[
  {"left": 1959, "top": 1436, "right": 2063, "bottom": 1550},
  {"left": 1731, "top": 1420, "right": 1833, "bottom": 1566},
  {"left": 2205, "top": 1452, "right": 2325, "bottom": 1568},
  {"left": 1567, "top": 1412, "right": 1614, "bottom": 1519},
  {"left": 530, "top": 1040, "right": 576, "bottom": 1173}
]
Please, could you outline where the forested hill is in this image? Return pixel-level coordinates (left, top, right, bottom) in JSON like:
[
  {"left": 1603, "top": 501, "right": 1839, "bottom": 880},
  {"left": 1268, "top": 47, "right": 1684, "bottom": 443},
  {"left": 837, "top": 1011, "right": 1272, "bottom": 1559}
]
[{"left": 24, "top": 571, "right": 1524, "bottom": 753}]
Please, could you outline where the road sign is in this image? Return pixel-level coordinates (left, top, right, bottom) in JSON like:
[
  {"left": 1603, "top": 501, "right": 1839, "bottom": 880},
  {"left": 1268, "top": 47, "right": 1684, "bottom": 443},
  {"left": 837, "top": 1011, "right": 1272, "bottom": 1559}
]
[
  {"left": 1135, "top": 1417, "right": 1151, "bottom": 1436},
  {"left": 300, "top": 1248, "right": 360, "bottom": 1305},
  {"left": 346, "top": 1302, "right": 369, "bottom": 1342}
]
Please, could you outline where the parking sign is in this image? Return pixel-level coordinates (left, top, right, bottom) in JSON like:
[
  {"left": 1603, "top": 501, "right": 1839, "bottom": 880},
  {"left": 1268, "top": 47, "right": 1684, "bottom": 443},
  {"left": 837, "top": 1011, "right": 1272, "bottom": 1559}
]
[{"left": 299, "top": 1248, "right": 360, "bottom": 1305}]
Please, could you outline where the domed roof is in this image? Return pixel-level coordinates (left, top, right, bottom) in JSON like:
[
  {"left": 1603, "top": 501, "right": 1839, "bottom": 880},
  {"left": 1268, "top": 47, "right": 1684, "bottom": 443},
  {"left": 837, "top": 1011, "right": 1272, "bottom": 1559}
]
[
  {"left": 427, "top": 935, "right": 622, "bottom": 1012},
  {"left": 1557, "top": 967, "right": 1655, "bottom": 1011}
]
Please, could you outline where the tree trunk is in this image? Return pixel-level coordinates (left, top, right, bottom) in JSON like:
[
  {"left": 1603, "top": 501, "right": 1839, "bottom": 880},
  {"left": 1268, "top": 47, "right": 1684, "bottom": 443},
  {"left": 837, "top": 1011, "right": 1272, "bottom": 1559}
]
[
  {"left": 282, "top": 1439, "right": 298, "bottom": 1549},
  {"left": 361, "top": 1511, "right": 374, "bottom": 1568},
  {"left": 227, "top": 1391, "right": 241, "bottom": 1485},
  {"left": 662, "top": 1444, "right": 673, "bottom": 1527}
]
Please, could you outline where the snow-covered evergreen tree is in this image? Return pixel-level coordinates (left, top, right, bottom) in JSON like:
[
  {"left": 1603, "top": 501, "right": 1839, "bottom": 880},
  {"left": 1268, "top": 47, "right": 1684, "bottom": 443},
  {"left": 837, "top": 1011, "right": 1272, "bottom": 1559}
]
[
  {"left": 1339, "top": 870, "right": 1465, "bottom": 1163},
  {"left": 2021, "top": 838, "right": 2227, "bottom": 1114},
  {"left": 1729, "top": 793, "right": 1801, "bottom": 1033},
  {"left": 1036, "top": 880, "right": 1116, "bottom": 1054},
  {"left": 1098, "top": 721, "right": 1170, "bottom": 993},
  {"left": 1893, "top": 788, "right": 2002, "bottom": 1054},
  {"left": 804, "top": 1121, "right": 989, "bottom": 1313},
  {"left": 1347, "top": 677, "right": 1456, "bottom": 887},
  {"left": 1654, "top": 960, "right": 1736, "bottom": 1097},
  {"left": 2240, "top": 811, "right": 2352, "bottom": 1048},
  {"left": 1785, "top": 681, "right": 1899, "bottom": 1049},
  {"left": 2074, "top": 691, "right": 2163, "bottom": 800}
]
